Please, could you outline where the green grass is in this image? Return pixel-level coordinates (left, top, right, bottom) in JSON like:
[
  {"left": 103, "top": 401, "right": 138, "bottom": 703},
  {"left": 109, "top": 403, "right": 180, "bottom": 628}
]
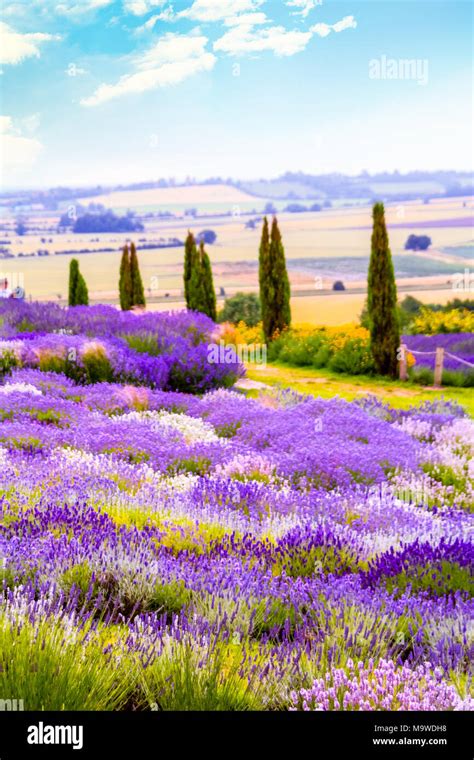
[{"left": 245, "top": 361, "right": 474, "bottom": 416}]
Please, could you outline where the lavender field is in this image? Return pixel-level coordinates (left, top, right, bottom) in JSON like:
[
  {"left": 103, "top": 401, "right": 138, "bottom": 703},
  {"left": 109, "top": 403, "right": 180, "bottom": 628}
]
[
  {"left": 0, "top": 302, "right": 472, "bottom": 712},
  {"left": 405, "top": 333, "right": 474, "bottom": 374}
]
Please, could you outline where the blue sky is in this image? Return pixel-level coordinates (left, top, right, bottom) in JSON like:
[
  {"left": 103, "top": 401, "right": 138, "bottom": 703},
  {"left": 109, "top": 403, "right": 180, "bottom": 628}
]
[{"left": 0, "top": 0, "right": 472, "bottom": 189}]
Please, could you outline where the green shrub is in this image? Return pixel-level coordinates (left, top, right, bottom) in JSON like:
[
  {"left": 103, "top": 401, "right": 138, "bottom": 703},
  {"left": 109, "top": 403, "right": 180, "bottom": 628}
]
[
  {"left": 329, "top": 339, "right": 375, "bottom": 375},
  {"left": 0, "top": 349, "right": 18, "bottom": 379},
  {"left": 218, "top": 293, "right": 261, "bottom": 327},
  {"left": 122, "top": 332, "right": 160, "bottom": 356},
  {"left": 139, "top": 639, "right": 265, "bottom": 711},
  {"left": 383, "top": 561, "right": 473, "bottom": 598},
  {"left": 0, "top": 613, "right": 134, "bottom": 710},
  {"left": 147, "top": 580, "right": 193, "bottom": 617}
]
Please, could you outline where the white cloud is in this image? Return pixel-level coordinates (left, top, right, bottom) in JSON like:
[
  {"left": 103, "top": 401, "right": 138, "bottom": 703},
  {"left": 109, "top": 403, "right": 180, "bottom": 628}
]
[
  {"left": 0, "top": 116, "right": 42, "bottom": 171},
  {"left": 81, "top": 32, "right": 216, "bottom": 106},
  {"left": 224, "top": 12, "right": 268, "bottom": 27},
  {"left": 286, "top": 0, "right": 320, "bottom": 18},
  {"left": 133, "top": 14, "right": 161, "bottom": 34},
  {"left": 0, "top": 22, "right": 60, "bottom": 65},
  {"left": 214, "top": 24, "right": 312, "bottom": 57},
  {"left": 55, "top": 0, "right": 113, "bottom": 13},
  {"left": 312, "top": 15, "right": 357, "bottom": 37},
  {"left": 123, "top": 0, "right": 166, "bottom": 15},
  {"left": 2, "top": 0, "right": 113, "bottom": 16},
  {"left": 179, "top": 0, "right": 264, "bottom": 23}
]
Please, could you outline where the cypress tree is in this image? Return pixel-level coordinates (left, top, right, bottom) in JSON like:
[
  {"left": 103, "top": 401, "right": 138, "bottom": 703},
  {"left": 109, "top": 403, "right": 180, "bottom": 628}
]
[
  {"left": 184, "top": 231, "right": 195, "bottom": 305},
  {"left": 367, "top": 202, "right": 400, "bottom": 377},
  {"left": 269, "top": 216, "right": 291, "bottom": 337},
  {"left": 68, "top": 258, "right": 89, "bottom": 306},
  {"left": 258, "top": 217, "right": 272, "bottom": 341},
  {"left": 129, "top": 242, "right": 146, "bottom": 307},
  {"left": 259, "top": 217, "right": 291, "bottom": 341},
  {"left": 187, "top": 243, "right": 206, "bottom": 314},
  {"left": 199, "top": 241, "right": 217, "bottom": 321},
  {"left": 119, "top": 244, "right": 132, "bottom": 310},
  {"left": 68, "top": 259, "right": 80, "bottom": 306},
  {"left": 184, "top": 234, "right": 217, "bottom": 320},
  {"left": 75, "top": 272, "right": 89, "bottom": 305}
]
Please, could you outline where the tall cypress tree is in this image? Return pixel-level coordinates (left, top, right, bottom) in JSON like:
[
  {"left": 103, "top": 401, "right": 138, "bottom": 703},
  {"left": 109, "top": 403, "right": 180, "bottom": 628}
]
[
  {"left": 184, "top": 231, "right": 195, "bottom": 305},
  {"left": 119, "top": 244, "right": 132, "bottom": 310},
  {"left": 269, "top": 217, "right": 291, "bottom": 336},
  {"left": 184, "top": 234, "right": 217, "bottom": 320},
  {"left": 259, "top": 217, "right": 291, "bottom": 341},
  {"left": 75, "top": 272, "right": 89, "bottom": 305},
  {"left": 68, "top": 259, "right": 80, "bottom": 306},
  {"left": 367, "top": 202, "right": 400, "bottom": 377},
  {"left": 199, "top": 241, "right": 216, "bottom": 321},
  {"left": 129, "top": 242, "right": 146, "bottom": 307},
  {"left": 68, "top": 258, "right": 89, "bottom": 306},
  {"left": 258, "top": 217, "right": 272, "bottom": 341}
]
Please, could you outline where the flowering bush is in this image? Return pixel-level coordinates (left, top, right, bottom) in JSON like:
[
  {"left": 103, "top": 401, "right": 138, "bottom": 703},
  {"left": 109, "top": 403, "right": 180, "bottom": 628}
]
[
  {"left": 290, "top": 660, "right": 472, "bottom": 711},
  {"left": 411, "top": 308, "right": 474, "bottom": 335},
  {"left": 0, "top": 301, "right": 243, "bottom": 393}
]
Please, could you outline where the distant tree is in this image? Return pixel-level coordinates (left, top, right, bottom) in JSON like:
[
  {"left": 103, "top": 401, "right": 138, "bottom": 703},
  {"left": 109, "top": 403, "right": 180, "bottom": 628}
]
[
  {"left": 264, "top": 202, "right": 277, "bottom": 215},
  {"left": 68, "top": 259, "right": 79, "bottom": 306},
  {"left": 73, "top": 210, "right": 144, "bottom": 234},
  {"left": 200, "top": 241, "right": 216, "bottom": 321},
  {"left": 400, "top": 295, "right": 423, "bottom": 315},
  {"left": 284, "top": 203, "right": 307, "bottom": 213},
  {"left": 332, "top": 280, "right": 345, "bottom": 291},
  {"left": 445, "top": 298, "right": 474, "bottom": 312},
  {"left": 68, "top": 258, "right": 89, "bottom": 306},
  {"left": 187, "top": 244, "right": 207, "bottom": 315},
  {"left": 218, "top": 292, "right": 261, "bottom": 326},
  {"left": 184, "top": 231, "right": 196, "bottom": 306},
  {"left": 197, "top": 229, "right": 217, "bottom": 245},
  {"left": 75, "top": 272, "right": 89, "bottom": 306},
  {"left": 184, "top": 234, "right": 216, "bottom": 320},
  {"left": 119, "top": 244, "right": 133, "bottom": 310},
  {"left": 129, "top": 242, "right": 146, "bottom": 307},
  {"left": 309, "top": 203, "right": 322, "bottom": 212},
  {"left": 367, "top": 203, "right": 400, "bottom": 377},
  {"left": 15, "top": 219, "right": 27, "bottom": 236},
  {"left": 404, "top": 234, "right": 432, "bottom": 251}
]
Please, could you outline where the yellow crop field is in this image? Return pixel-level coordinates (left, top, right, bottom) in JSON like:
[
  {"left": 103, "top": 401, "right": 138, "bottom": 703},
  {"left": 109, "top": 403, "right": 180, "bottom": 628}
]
[{"left": 77, "top": 183, "right": 261, "bottom": 210}]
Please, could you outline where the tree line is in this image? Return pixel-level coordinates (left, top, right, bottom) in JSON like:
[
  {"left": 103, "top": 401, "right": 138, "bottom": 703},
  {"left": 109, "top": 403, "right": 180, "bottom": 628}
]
[
  {"left": 67, "top": 203, "right": 400, "bottom": 378},
  {"left": 67, "top": 242, "right": 145, "bottom": 311}
]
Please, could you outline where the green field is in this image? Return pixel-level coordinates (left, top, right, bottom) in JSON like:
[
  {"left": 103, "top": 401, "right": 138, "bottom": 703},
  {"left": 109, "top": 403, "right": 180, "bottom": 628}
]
[{"left": 246, "top": 362, "right": 474, "bottom": 416}]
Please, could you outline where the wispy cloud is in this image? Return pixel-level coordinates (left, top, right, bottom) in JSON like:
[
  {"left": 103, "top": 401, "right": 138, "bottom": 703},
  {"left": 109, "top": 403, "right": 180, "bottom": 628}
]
[
  {"left": 224, "top": 12, "right": 268, "bottom": 27},
  {"left": 214, "top": 23, "right": 313, "bottom": 57},
  {"left": 0, "top": 22, "right": 60, "bottom": 65},
  {"left": 54, "top": 0, "right": 113, "bottom": 13},
  {"left": 286, "top": 0, "right": 320, "bottom": 19},
  {"left": 81, "top": 32, "right": 216, "bottom": 106},
  {"left": 312, "top": 15, "right": 357, "bottom": 38},
  {"left": 3, "top": 0, "right": 114, "bottom": 16},
  {"left": 0, "top": 116, "right": 42, "bottom": 170},
  {"left": 123, "top": 0, "right": 166, "bottom": 16},
  {"left": 179, "top": 0, "right": 264, "bottom": 23}
]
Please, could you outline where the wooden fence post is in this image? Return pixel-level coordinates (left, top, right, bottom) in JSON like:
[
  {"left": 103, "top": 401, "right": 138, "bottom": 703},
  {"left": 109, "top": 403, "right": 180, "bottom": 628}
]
[
  {"left": 399, "top": 343, "right": 407, "bottom": 381},
  {"left": 434, "top": 347, "right": 444, "bottom": 387}
]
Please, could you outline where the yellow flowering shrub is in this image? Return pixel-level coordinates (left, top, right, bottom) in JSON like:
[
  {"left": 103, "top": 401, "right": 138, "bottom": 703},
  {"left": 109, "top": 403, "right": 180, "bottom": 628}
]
[{"left": 412, "top": 308, "right": 474, "bottom": 335}]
